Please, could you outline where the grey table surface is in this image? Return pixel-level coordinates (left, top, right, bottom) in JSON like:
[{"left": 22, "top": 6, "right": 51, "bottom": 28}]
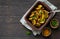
[{"left": 0, "top": 0, "right": 60, "bottom": 39}]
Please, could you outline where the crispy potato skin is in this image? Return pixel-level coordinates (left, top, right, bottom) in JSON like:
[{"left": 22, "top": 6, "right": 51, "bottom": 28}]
[{"left": 29, "top": 4, "right": 49, "bottom": 27}]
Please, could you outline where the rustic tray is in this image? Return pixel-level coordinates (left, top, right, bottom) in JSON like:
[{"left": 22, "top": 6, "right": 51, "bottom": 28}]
[{"left": 25, "top": 1, "right": 54, "bottom": 31}]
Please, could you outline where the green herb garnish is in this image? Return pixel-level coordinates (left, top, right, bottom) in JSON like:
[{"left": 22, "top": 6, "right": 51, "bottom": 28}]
[
  {"left": 51, "top": 20, "right": 57, "bottom": 27},
  {"left": 39, "top": 10, "right": 42, "bottom": 14},
  {"left": 26, "top": 31, "right": 31, "bottom": 35},
  {"left": 32, "top": 14, "right": 36, "bottom": 19}
]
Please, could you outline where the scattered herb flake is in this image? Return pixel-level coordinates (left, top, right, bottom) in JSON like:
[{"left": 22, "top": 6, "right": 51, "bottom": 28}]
[{"left": 26, "top": 31, "right": 31, "bottom": 35}]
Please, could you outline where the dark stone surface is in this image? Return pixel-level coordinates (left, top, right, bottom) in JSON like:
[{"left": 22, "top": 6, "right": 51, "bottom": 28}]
[{"left": 0, "top": 0, "right": 60, "bottom": 39}]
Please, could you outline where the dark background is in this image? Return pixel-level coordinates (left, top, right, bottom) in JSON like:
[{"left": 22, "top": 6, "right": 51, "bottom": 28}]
[{"left": 0, "top": 0, "right": 60, "bottom": 39}]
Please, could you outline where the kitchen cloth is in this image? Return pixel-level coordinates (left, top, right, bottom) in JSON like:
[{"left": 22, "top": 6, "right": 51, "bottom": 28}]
[{"left": 20, "top": 0, "right": 57, "bottom": 36}]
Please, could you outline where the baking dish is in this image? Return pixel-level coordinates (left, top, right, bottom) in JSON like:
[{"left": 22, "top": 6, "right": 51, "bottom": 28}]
[{"left": 25, "top": 1, "right": 54, "bottom": 31}]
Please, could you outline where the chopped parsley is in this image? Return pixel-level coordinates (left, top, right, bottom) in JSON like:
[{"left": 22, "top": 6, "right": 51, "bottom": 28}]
[{"left": 51, "top": 20, "right": 58, "bottom": 27}]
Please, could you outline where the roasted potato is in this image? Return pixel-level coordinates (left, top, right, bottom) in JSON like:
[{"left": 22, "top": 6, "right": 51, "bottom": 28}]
[
  {"left": 29, "top": 4, "right": 49, "bottom": 27},
  {"left": 32, "top": 20, "right": 36, "bottom": 25},
  {"left": 36, "top": 5, "right": 42, "bottom": 10}
]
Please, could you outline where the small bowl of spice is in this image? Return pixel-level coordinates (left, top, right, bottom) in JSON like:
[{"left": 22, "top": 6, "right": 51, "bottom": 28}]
[
  {"left": 50, "top": 19, "right": 59, "bottom": 29},
  {"left": 42, "top": 27, "right": 51, "bottom": 37}
]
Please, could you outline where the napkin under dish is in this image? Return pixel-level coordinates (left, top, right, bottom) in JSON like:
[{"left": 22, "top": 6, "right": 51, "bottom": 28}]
[{"left": 20, "top": 0, "right": 57, "bottom": 36}]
